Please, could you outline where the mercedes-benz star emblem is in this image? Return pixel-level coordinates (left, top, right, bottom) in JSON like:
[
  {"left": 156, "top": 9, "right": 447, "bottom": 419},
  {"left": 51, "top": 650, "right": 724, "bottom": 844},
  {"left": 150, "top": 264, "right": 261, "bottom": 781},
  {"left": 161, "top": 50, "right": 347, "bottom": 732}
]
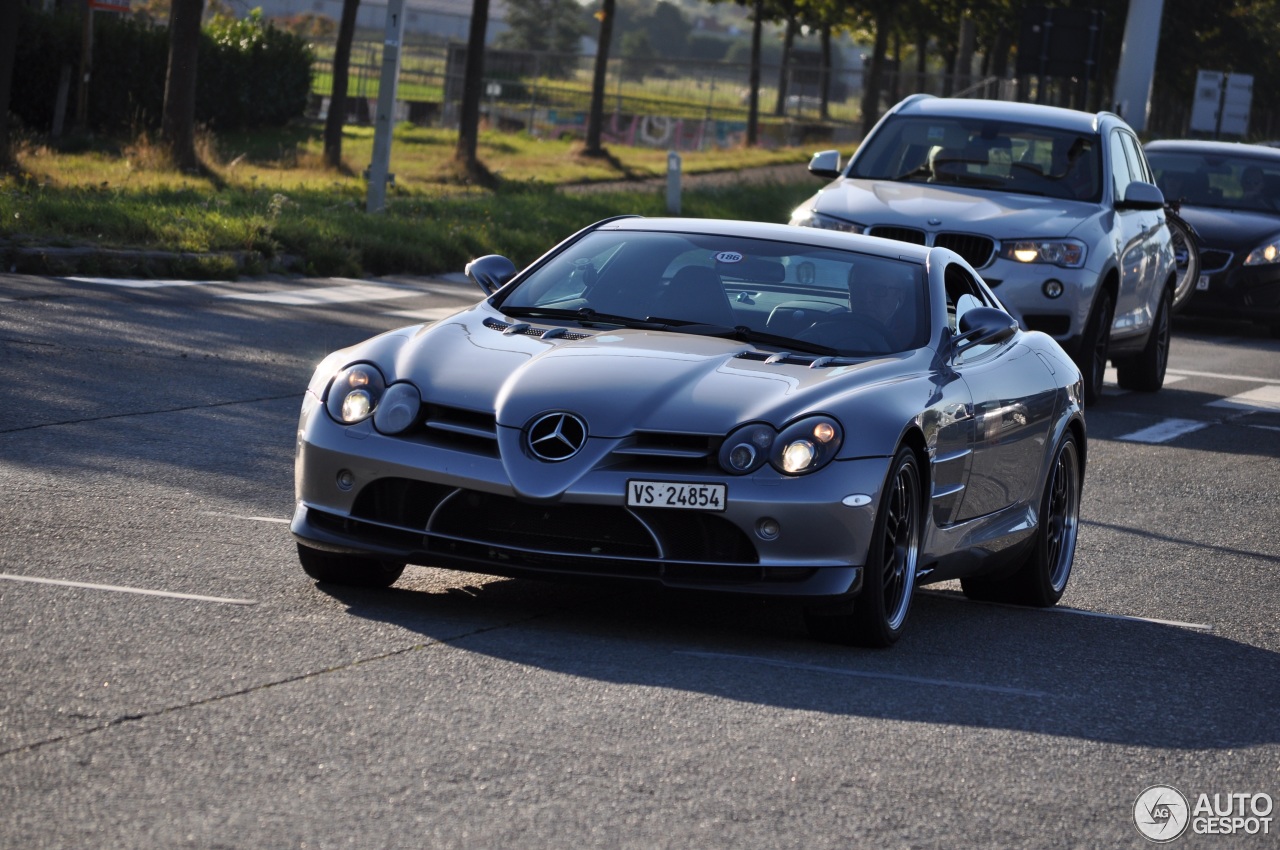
[{"left": 527, "top": 412, "right": 588, "bottom": 461}]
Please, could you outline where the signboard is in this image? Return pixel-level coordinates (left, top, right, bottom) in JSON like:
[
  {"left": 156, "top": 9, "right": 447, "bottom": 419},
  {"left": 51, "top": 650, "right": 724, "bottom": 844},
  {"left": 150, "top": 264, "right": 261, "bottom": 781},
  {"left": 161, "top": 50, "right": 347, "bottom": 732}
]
[{"left": 1190, "top": 70, "right": 1254, "bottom": 137}]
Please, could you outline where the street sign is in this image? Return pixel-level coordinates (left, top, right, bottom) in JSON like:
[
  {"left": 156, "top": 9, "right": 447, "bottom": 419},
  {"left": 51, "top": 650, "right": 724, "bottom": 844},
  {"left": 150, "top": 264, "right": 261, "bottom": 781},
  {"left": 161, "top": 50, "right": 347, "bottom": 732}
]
[{"left": 1190, "top": 70, "right": 1253, "bottom": 137}]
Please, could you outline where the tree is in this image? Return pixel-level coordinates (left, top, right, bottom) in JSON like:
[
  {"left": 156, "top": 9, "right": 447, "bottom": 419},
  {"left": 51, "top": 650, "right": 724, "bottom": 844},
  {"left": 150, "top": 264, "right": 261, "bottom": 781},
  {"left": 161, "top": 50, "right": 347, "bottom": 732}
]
[
  {"left": 497, "top": 0, "right": 587, "bottom": 77},
  {"left": 322, "top": 0, "right": 359, "bottom": 170},
  {"left": 0, "top": 0, "right": 18, "bottom": 167},
  {"left": 162, "top": 0, "right": 205, "bottom": 170},
  {"left": 583, "top": 0, "right": 615, "bottom": 156},
  {"left": 455, "top": 0, "right": 491, "bottom": 180}
]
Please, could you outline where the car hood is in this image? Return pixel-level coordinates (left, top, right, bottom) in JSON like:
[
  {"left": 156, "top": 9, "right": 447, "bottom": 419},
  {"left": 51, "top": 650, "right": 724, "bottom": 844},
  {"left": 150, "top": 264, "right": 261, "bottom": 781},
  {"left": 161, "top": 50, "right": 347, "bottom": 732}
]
[
  {"left": 382, "top": 307, "right": 921, "bottom": 437},
  {"left": 809, "top": 178, "right": 1101, "bottom": 237},
  {"left": 1173, "top": 205, "right": 1280, "bottom": 248}
]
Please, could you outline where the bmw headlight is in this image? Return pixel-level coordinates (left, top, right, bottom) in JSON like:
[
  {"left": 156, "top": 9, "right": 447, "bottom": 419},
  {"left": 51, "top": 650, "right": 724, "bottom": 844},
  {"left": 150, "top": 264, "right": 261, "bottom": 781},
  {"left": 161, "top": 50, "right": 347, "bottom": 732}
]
[
  {"left": 325, "top": 364, "right": 386, "bottom": 425},
  {"left": 999, "top": 239, "right": 1087, "bottom": 268},
  {"left": 718, "top": 416, "right": 843, "bottom": 477},
  {"left": 1244, "top": 238, "right": 1280, "bottom": 266},
  {"left": 790, "top": 209, "right": 865, "bottom": 233},
  {"left": 772, "top": 416, "right": 843, "bottom": 475}
]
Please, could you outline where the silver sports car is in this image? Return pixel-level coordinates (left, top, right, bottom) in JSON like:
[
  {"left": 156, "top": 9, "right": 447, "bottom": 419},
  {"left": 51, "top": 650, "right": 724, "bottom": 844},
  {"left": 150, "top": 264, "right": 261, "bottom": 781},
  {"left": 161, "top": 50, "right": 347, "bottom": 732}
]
[{"left": 292, "top": 217, "right": 1087, "bottom": 647}]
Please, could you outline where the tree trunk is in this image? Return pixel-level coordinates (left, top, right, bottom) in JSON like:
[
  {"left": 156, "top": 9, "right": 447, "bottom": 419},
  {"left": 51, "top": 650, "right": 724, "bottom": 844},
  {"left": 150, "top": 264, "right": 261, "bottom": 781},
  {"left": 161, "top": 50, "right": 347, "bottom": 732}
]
[
  {"left": 819, "top": 24, "right": 831, "bottom": 121},
  {"left": 0, "top": 0, "right": 19, "bottom": 167},
  {"left": 860, "top": 11, "right": 890, "bottom": 137},
  {"left": 162, "top": 0, "right": 205, "bottom": 171},
  {"left": 746, "top": 0, "right": 762, "bottom": 147},
  {"left": 774, "top": 14, "right": 795, "bottom": 117},
  {"left": 455, "top": 0, "right": 490, "bottom": 172},
  {"left": 583, "top": 0, "right": 615, "bottom": 155},
  {"left": 323, "top": 0, "right": 360, "bottom": 169}
]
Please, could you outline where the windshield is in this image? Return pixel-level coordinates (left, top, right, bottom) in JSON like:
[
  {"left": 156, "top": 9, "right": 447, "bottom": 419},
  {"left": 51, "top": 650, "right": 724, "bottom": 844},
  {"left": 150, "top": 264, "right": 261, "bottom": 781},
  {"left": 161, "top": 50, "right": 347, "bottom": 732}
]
[
  {"left": 1146, "top": 150, "right": 1280, "bottom": 214},
  {"left": 498, "top": 230, "right": 931, "bottom": 356},
  {"left": 851, "top": 116, "right": 1102, "bottom": 202}
]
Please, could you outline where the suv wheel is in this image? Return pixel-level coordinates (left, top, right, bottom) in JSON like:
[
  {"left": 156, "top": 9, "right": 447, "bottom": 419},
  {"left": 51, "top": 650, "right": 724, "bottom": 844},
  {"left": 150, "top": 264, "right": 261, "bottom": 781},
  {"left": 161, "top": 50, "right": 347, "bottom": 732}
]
[
  {"left": 1076, "top": 289, "right": 1114, "bottom": 406},
  {"left": 1115, "top": 286, "right": 1171, "bottom": 392}
]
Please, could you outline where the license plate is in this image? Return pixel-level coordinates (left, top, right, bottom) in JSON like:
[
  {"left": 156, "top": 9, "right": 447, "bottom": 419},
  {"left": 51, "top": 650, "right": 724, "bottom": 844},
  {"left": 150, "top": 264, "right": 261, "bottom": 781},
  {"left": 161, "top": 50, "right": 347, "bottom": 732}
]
[
  {"left": 1196, "top": 274, "right": 1210, "bottom": 291},
  {"left": 627, "top": 480, "right": 727, "bottom": 511}
]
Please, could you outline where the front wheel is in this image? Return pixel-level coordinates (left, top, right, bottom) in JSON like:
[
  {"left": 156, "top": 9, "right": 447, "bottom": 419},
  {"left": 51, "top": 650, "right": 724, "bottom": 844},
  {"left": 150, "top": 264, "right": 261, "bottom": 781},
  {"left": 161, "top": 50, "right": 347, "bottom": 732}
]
[
  {"left": 1165, "top": 209, "right": 1201, "bottom": 314},
  {"left": 961, "top": 431, "right": 1082, "bottom": 606},
  {"left": 297, "top": 543, "right": 405, "bottom": 588},
  {"left": 1075, "top": 289, "right": 1114, "bottom": 406},
  {"left": 805, "top": 446, "right": 922, "bottom": 648},
  {"left": 1115, "top": 286, "right": 1171, "bottom": 392}
]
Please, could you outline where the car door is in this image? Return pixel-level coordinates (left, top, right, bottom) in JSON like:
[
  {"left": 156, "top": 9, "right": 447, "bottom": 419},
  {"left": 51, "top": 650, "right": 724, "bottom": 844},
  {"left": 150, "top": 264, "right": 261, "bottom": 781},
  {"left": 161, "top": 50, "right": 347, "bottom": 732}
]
[
  {"left": 1109, "top": 128, "right": 1165, "bottom": 341},
  {"left": 946, "top": 268, "right": 1059, "bottom": 522}
]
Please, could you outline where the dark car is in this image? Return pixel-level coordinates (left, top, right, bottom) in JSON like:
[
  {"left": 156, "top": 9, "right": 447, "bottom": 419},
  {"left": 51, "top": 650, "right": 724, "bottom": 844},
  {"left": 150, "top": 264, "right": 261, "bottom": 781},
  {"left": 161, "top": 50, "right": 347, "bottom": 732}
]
[
  {"left": 1144, "top": 139, "right": 1280, "bottom": 336},
  {"left": 791, "top": 94, "right": 1179, "bottom": 404},
  {"left": 292, "top": 217, "right": 1087, "bottom": 647}
]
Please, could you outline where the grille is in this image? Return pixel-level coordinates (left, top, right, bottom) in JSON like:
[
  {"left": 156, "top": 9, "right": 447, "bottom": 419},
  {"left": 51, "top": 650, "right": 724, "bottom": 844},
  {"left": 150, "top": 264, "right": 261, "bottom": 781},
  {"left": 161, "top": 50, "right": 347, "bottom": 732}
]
[
  {"left": 869, "top": 225, "right": 926, "bottom": 244},
  {"left": 483, "top": 317, "right": 592, "bottom": 340},
  {"left": 936, "top": 233, "right": 996, "bottom": 268},
  {"left": 1199, "top": 249, "right": 1234, "bottom": 274}
]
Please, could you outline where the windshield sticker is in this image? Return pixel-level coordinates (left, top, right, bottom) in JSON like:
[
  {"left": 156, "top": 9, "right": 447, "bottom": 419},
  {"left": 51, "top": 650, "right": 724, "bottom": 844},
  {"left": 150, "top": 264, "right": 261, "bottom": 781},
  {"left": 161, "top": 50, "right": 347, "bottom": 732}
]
[
  {"left": 714, "top": 251, "right": 743, "bottom": 264},
  {"left": 927, "top": 126, "right": 946, "bottom": 142}
]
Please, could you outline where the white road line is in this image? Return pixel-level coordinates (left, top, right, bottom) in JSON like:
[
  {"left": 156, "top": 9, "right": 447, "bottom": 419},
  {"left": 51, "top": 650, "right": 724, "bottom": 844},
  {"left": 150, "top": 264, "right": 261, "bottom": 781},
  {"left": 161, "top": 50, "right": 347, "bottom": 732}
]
[
  {"left": 675, "top": 650, "right": 1047, "bottom": 697},
  {"left": 64, "top": 276, "right": 210, "bottom": 289},
  {"left": 1208, "top": 384, "right": 1280, "bottom": 413},
  {"left": 1117, "top": 418, "right": 1210, "bottom": 443},
  {"left": 0, "top": 573, "right": 257, "bottom": 605},
  {"left": 1167, "top": 367, "right": 1280, "bottom": 386},
  {"left": 200, "top": 511, "right": 290, "bottom": 524},
  {"left": 921, "top": 590, "right": 1214, "bottom": 632},
  {"left": 224, "top": 283, "right": 421, "bottom": 306},
  {"left": 1102, "top": 369, "right": 1186, "bottom": 394}
]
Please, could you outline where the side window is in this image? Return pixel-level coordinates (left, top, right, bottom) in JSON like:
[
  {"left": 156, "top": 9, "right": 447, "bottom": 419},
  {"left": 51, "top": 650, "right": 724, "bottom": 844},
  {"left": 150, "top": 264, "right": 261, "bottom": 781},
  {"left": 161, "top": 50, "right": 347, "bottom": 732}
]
[
  {"left": 1109, "top": 131, "right": 1137, "bottom": 201},
  {"left": 1119, "top": 131, "right": 1153, "bottom": 184},
  {"left": 944, "top": 264, "right": 991, "bottom": 330}
]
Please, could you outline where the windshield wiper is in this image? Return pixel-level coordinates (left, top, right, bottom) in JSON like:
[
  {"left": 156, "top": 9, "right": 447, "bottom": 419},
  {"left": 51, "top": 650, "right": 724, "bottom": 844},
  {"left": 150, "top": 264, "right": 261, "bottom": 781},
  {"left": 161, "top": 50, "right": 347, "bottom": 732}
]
[
  {"left": 502, "top": 306, "right": 661, "bottom": 329},
  {"left": 670, "top": 323, "right": 839, "bottom": 356}
]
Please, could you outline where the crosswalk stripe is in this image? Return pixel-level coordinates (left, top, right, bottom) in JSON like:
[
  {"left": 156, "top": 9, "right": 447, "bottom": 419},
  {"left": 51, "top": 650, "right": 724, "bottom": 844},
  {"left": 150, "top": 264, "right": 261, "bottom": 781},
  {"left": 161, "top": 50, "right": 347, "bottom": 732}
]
[
  {"left": 1207, "top": 385, "right": 1280, "bottom": 413},
  {"left": 223, "top": 283, "right": 420, "bottom": 306},
  {"left": 65, "top": 276, "right": 208, "bottom": 289},
  {"left": 1117, "top": 418, "right": 1210, "bottom": 443}
]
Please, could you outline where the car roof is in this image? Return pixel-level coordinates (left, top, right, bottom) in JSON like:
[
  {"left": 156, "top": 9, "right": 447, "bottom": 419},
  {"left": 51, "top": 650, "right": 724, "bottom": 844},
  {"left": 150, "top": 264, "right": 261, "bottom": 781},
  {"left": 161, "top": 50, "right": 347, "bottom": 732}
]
[
  {"left": 891, "top": 94, "right": 1108, "bottom": 135},
  {"left": 597, "top": 217, "right": 935, "bottom": 264},
  {"left": 1145, "top": 139, "right": 1280, "bottom": 162}
]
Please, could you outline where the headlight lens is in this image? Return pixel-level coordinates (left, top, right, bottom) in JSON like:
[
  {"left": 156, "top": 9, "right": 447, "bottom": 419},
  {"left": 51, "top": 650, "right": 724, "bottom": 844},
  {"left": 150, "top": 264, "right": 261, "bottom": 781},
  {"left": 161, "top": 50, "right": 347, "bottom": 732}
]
[
  {"left": 325, "top": 364, "right": 386, "bottom": 424},
  {"left": 999, "top": 239, "right": 1087, "bottom": 268},
  {"left": 1244, "top": 239, "right": 1280, "bottom": 265},
  {"left": 790, "top": 209, "right": 865, "bottom": 233},
  {"left": 719, "top": 417, "right": 843, "bottom": 476},
  {"left": 373, "top": 382, "right": 422, "bottom": 434}
]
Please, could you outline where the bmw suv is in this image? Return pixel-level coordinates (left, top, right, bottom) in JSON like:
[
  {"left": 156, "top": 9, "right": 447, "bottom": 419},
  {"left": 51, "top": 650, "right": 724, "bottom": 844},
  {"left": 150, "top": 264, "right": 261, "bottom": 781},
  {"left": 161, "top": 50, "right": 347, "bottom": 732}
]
[{"left": 789, "top": 94, "right": 1177, "bottom": 404}]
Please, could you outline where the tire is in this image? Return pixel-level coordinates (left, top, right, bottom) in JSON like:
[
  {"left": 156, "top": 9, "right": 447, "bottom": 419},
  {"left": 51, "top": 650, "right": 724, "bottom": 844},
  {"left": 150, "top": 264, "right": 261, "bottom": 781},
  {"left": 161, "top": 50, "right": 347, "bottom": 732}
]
[
  {"left": 1115, "top": 286, "right": 1171, "bottom": 392},
  {"left": 1165, "top": 212, "right": 1201, "bottom": 314},
  {"left": 961, "top": 431, "right": 1081, "bottom": 607},
  {"left": 297, "top": 543, "right": 405, "bottom": 588},
  {"left": 805, "top": 446, "right": 922, "bottom": 648},
  {"left": 1075, "top": 289, "right": 1113, "bottom": 406}
]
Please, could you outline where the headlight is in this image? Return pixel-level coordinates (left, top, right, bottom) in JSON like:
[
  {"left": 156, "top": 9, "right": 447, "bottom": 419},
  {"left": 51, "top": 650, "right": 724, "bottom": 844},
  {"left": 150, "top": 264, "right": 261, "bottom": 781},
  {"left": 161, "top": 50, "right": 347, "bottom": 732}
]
[
  {"left": 718, "top": 417, "right": 843, "bottom": 476},
  {"left": 790, "top": 209, "right": 865, "bottom": 233},
  {"left": 999, "top": 239, "right": 1087, "bottom": 268},
  {"left": 1244, "top": 238, "right": 1280, "bottom": 265},
  {"left": 772, "top": 416, "right": 843, "bottom": 475},
  {"left": 325, "top": 364, "right": 386, "bottom": 424},
  {"left": 373, "top": 382, "right": 422, "bottom": 434}
]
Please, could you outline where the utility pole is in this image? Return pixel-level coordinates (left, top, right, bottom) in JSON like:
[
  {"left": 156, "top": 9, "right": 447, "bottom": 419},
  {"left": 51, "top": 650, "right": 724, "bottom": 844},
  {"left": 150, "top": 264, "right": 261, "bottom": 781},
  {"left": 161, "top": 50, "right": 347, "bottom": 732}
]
[
  {"left": 367, "top": 0, "right": 406, "bottom": 213},
  {"left": 1112, "top": 0, "right": 1164, "bottom": 131}
]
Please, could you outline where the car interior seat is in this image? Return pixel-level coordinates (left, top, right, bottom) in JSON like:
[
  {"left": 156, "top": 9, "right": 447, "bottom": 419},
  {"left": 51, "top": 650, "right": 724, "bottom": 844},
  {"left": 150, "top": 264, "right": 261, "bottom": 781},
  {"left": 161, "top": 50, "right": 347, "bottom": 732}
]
[{"left": 654, "top": 265, "right": 736, "bottom": 326}]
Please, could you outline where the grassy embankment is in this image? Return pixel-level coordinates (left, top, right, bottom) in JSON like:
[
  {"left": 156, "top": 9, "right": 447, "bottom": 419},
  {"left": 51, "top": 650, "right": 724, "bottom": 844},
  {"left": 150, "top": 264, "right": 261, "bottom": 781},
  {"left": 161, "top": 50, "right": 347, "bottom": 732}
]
[{"left": 0, "top": 123, "right": 821, "bottom": 279}]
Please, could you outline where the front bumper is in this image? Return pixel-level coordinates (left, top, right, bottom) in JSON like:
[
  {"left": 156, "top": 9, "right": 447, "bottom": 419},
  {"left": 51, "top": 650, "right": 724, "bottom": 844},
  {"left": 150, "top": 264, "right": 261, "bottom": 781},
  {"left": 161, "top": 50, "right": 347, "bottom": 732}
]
[
  {"left": 978, "top": 259, "right": 1097, "bottom": 355},
  {"left": 293, "top": 398, "right": 889, "bottom": 598},
  {"left": 1186, "top": 263, "right": 1280, "bottom": 322}
]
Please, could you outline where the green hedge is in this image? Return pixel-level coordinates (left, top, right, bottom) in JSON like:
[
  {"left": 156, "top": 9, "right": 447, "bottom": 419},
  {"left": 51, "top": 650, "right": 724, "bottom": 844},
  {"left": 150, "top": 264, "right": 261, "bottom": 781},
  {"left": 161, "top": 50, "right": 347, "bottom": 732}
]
[{"left": 12, "top": 8, "right": 313, "bottom": 135}]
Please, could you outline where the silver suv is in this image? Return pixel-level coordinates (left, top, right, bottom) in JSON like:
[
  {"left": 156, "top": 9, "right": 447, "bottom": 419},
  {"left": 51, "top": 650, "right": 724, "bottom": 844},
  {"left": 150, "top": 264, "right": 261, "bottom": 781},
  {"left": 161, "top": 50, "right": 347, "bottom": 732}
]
[{"left": 790, "top": 94, "right": 1176, "bottom": 404}]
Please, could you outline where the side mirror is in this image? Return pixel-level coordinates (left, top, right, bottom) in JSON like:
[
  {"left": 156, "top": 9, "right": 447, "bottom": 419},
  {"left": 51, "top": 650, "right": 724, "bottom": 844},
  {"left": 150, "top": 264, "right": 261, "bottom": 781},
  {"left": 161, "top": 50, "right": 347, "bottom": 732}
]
[
  {"left": 808, "top": 149, "right": 842, "bottom": 179},
  {"left": 955, "top": 307, "right": 1019, "bottom": 351},
  {"left": 1117, "top": 180, "right": 1166, "bottom": 211},
  {"left": 465, "top": 254, "right": 517, "bottom": 296}
]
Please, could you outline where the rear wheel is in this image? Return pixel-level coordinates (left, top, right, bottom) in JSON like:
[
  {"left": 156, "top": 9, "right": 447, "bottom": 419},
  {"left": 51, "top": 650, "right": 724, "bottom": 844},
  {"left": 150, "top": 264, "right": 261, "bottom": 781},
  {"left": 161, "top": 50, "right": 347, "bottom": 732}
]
[
  {"left": 297, "top": 543, "right": 405, "bottom": 588},
  {"left": 805, "top": 446, "right": 922, "bottom": 648},
  {"left": 961, "top": 431, "right": 1081, "bottom": 606},
  {"left": 1115, "top": 286, "right": 1171, "bottom": 392},
  {"left": 1166, "top": 212, "right": 1201, "bottom": 313},
  {"left": 1075, "top": 289, "right": 1114, "bottom": 406}
]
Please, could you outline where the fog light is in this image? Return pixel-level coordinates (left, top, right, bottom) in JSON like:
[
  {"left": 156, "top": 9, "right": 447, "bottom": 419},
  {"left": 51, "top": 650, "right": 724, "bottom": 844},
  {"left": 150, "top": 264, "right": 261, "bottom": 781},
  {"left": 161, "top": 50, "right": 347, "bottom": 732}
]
[
  {"left": 756, "top": 518, "right": 780, "bottom": 540},
  {"left": 336, "top": 469, "right": 355, "bottom": 491},
  {"left": 1042, "top": 279, "right": 1064, "bottom": 299}
]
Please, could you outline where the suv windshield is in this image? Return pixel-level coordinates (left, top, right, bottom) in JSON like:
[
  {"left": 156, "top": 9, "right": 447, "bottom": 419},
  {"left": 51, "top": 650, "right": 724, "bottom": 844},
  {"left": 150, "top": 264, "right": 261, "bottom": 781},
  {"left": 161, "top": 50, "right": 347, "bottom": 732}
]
[{"left": 851, "top": 116, "right": 1102, "bottom": 202}]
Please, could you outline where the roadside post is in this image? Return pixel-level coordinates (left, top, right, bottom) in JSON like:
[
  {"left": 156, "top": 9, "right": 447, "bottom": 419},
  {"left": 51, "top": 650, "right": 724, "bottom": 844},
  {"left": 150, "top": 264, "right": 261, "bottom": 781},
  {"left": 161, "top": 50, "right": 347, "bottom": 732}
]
[
  {"left": 367, "top": 0, "right": 407, "bottom": 213},
  {"left": 666, "top": 150, "right": 681, "bottom": 215}
]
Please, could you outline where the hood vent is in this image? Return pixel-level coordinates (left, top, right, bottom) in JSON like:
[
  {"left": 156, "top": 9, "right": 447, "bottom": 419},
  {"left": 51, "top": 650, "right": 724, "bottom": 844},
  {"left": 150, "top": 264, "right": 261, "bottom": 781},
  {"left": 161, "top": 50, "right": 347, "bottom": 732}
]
[
  {"left": 484, "top": 317, "right": 592, "bottom": 341},
  {"left": 735, "top": 351, "right": 837, "bottom": 368}
]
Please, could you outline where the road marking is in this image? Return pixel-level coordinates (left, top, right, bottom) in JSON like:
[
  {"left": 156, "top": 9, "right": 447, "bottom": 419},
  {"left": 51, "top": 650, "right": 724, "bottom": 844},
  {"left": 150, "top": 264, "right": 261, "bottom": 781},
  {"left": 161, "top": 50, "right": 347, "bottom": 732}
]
[
  {"left": 1167, "top": 367, "right": 1280, "bottom": 386},
  {"left": 1117, "top": 418, "right": 1210, "bottom": 443},
  {"left": 64, "top": 276, "right": 209, "bottom": 289},
  {"left": 1208, "top": 384, "right": 1280, "bottom": 413},
  {"left": 0, "top": 573, "right": 257, "bottom": 605},
  {"left": 675, "top": 650, "right": 1047, "bottom": 697},
  {"left": 200, "top": 511, "right": 290, "bottom": 524},
  {"left": 224, "top": 282, "right": 419, "bottom": 306},
  {"left": 921, "top": 590, "right": 1214, "bottom": 632},
  {"left": 1102, "top": 369, "right": 1186, "bottom": 395}
]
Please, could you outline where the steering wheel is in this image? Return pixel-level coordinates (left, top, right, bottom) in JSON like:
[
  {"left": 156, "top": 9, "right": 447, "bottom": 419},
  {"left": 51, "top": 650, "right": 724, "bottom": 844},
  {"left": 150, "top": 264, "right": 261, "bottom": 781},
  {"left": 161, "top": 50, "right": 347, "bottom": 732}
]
[{"left": 798, "top": 313, "right": 893, "bottom": 354}]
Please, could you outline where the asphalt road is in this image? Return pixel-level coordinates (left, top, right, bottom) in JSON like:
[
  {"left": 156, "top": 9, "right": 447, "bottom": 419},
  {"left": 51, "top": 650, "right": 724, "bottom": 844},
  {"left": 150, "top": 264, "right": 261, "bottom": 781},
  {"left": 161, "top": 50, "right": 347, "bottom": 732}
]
[{"left": 1, "top": 272, "right": 1277, "bottom": 849}]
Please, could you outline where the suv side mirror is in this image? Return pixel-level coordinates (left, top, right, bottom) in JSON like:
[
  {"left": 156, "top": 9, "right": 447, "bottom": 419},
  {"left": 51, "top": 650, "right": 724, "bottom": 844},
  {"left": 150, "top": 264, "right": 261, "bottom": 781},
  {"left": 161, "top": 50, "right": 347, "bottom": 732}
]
[
  {"left": 1117, "top": 180, "right": 1166, "bottom": 211},
  {"left": 808, "top": 150, "right": 842, "bottom": 179},
  {"left": 954, "top": 307, "right": 1019, "bottom": 351},
  {"left": 466, "top": 254, "right": 517, "bottom": 296}
]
